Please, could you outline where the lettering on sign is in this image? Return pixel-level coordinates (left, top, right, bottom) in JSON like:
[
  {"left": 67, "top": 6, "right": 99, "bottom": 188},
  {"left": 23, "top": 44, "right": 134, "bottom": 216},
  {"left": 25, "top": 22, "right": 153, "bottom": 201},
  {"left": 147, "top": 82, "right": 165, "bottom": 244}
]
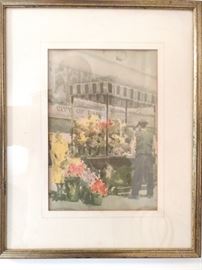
[{"left": 49, "top": 104, "right": 71, "bottom": 119}]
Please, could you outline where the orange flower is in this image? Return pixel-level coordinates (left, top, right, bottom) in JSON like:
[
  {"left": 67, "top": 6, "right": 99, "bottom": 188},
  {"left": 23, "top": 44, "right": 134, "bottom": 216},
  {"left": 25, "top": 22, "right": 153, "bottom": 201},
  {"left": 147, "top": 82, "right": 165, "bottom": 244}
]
[{"left": 90, "top": 178, "right": 108, "bottom": 196}]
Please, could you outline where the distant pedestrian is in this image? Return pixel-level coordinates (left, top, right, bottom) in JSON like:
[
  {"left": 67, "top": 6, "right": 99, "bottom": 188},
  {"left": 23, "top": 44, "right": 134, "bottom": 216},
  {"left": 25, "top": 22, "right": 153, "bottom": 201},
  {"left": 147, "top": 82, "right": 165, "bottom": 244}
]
[{"left": 130, "top": 120, "right": 155, "bottom": 199}]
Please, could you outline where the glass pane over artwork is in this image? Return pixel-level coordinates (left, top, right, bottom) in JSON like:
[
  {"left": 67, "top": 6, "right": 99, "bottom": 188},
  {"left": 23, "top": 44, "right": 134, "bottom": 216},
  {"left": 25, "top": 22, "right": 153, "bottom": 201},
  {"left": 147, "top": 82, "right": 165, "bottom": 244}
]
[{"left": 48, "top": 50, "right": 157, "bottom": 210}]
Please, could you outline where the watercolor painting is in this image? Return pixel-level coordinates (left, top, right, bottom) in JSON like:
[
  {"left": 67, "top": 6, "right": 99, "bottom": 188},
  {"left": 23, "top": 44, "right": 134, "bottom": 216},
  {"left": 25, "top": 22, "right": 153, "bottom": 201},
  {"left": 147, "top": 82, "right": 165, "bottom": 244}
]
[{"left": 48, "top": 50, "right": 157, "bottom": 210}]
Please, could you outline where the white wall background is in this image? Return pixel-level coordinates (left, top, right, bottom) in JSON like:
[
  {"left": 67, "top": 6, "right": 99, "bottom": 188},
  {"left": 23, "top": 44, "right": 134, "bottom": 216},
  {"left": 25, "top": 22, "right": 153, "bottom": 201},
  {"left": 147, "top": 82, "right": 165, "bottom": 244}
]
[
  {"left": 0, "top": 258, "right": 201, "bottom": 270},
  {"left": 1, "top": 5, "right": 201, "bottom": 270}
]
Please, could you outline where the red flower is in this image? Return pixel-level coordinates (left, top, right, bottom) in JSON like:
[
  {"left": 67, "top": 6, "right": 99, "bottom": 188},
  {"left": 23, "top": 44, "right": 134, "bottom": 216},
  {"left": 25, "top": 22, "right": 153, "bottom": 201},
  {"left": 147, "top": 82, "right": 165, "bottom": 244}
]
[{"left": 90, "top": 178, "right": 108, "bottom": 196}]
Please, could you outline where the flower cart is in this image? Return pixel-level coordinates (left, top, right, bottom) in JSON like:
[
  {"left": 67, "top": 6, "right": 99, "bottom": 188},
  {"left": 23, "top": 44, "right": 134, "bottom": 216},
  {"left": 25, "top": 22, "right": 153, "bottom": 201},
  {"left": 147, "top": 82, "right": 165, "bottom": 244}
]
[{"left": 69, "top": 78, "right": 156, "bottom": 197}]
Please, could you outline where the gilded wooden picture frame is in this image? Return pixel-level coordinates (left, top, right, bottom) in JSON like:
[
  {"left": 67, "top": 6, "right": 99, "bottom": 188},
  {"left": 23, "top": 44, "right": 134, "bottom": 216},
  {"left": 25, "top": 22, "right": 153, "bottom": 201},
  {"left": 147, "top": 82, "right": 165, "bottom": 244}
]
[{"left": 0, "top": 0, "right": 201, "bottom": 258}]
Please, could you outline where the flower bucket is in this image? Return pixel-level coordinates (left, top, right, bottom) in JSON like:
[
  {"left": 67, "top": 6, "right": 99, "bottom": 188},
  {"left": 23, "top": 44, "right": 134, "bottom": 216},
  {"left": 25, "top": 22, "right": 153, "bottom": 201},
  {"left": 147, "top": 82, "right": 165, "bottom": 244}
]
[
  {"left": 91, "top": 193, "right": 103, "bottom": 206},
  {"left": 80, "top": 184, "right": 92, "bottom": 204},
  {"left": 65, "top": 178, "right": 80, "bottom": 202}
]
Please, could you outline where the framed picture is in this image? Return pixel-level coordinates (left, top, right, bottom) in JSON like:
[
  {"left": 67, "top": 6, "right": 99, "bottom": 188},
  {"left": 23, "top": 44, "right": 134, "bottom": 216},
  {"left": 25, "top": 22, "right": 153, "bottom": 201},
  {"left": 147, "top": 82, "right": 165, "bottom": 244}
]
[{"left": 0, "top": 0, "right": 201, "bottom": 258}]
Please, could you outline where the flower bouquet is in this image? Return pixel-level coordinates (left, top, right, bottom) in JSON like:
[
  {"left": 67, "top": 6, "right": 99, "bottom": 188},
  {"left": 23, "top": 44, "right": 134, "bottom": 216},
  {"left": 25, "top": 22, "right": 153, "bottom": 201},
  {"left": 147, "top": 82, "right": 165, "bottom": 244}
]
[
  {"left": 64, "top": 159, "right": 86, "bottom": 202},
  {"left": 89, "top": 178, "right": 108, "bottom": 205},
  {"left": 64, "top": 157, "right": 108, "bottom": 205},
  {"left": 78, "top": 166, "right": 108, "bottom": 205},
  {"left": 73, "top": 115, "right": 107, "bottom": 157},
  {"left": 73, "top": 114, "right": 136, "bottom": 157}
]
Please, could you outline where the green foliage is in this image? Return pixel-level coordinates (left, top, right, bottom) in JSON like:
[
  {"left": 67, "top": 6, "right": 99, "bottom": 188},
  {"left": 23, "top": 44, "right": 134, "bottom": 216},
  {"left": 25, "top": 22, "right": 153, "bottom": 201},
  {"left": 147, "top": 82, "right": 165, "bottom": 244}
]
[
  {"left": 64, "top": 178, "right": 81, "bottom": 202},
  {"left": 109, "top": 165, "right": 132, "bottom": 187},
  {"left": 79, "top": 182, "right": 92, "bottom": 204}
]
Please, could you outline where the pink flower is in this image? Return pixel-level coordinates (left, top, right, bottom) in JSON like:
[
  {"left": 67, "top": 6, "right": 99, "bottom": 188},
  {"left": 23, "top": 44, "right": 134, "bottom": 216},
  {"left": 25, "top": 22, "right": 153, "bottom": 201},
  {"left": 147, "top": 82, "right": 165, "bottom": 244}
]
[
  {"left": 98, "top": 120, "right": 113, "bottom": 129},
  {"left": 66, "top": 162, "right": 85, "bottom": 177},
  {"left": 82, "top": 168, "right": 97, "bottom": 183}
]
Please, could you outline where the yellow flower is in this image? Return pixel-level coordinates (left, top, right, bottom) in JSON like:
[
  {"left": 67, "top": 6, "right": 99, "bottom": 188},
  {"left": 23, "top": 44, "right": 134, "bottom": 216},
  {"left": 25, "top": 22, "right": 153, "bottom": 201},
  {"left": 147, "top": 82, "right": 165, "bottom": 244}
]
[
  {"left": 111, "top": 134, "right": 124, "bottom": 144},
  {"left": 78, "top": 118, "right": 89, "bottom": 129},
  {"left": 88, "top": 114, "right": 99, "bottom": 124},
  {"left": 78, "top": 132, "right": 87, "bottom": 144}
]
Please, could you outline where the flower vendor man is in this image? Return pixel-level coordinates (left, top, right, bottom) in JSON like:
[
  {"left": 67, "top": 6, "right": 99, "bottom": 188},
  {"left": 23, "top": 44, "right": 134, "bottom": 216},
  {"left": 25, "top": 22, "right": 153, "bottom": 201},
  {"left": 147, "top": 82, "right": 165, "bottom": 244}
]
[{"left": 130, "top": 120, "right": 155, "bottom": 199}]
